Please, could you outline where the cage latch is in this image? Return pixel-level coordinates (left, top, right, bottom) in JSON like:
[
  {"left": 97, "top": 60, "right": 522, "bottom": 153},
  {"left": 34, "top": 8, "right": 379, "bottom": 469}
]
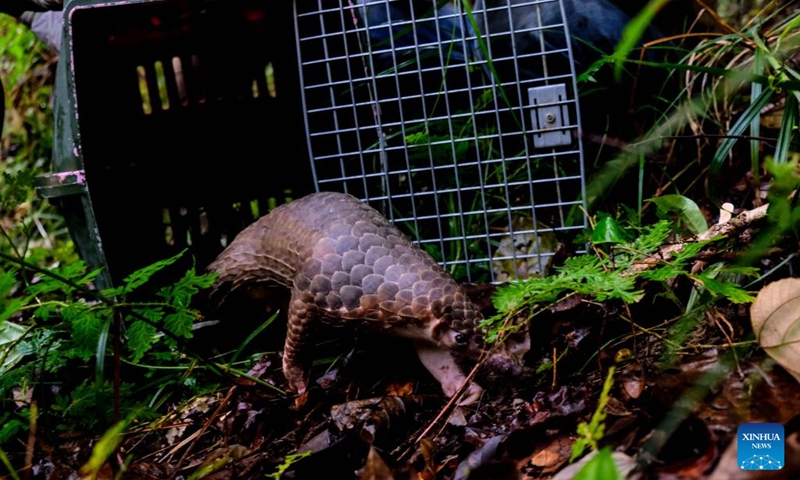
[{"left": 529, "top": 85, "right": 572, "bottom": 149}]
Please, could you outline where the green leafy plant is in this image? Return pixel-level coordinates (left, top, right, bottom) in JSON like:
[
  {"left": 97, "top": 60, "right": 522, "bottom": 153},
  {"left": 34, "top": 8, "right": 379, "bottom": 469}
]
[
  {"left": 481, "top": 215, "right": 757, "bottom": 344},
  {"left": 0, "top": 249, "right": 223, "bottom": 438},
  {"left": 0, "top": 16, "right": 62, "bottom": 263}
]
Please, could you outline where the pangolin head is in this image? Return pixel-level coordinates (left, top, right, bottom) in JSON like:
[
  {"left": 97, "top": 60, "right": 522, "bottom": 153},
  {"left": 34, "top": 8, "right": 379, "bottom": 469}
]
[{"left": 418, "top": 279, "right": 484, "bottom": 361}]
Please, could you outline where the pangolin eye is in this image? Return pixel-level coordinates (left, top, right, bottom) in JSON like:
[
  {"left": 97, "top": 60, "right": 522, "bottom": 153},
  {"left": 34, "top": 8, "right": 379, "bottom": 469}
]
[{"left": 454, "top": 333, "right": 467, "bottom": 346}]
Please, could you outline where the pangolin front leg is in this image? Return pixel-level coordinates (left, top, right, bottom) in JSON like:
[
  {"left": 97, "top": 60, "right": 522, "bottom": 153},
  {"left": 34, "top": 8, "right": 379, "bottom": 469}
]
[{"left": 282, "top": 291, "right": 319, "bottom": 394}]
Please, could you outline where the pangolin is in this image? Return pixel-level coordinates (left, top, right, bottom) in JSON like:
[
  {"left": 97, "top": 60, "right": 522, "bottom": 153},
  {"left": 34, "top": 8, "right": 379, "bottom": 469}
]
[{"left": 206, "top": 192, "right": 485, "bottom": 405}]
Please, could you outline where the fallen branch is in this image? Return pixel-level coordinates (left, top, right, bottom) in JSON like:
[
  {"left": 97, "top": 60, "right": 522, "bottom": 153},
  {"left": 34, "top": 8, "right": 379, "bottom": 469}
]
[{"left": 628, "top": 203, "right": 769, "bottom": 272}]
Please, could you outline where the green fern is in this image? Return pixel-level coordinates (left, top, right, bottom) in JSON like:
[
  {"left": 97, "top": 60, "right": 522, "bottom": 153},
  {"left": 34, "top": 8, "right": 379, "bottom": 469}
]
[{"left": 485, "top": 218, "right": 757, "bottom": 343}]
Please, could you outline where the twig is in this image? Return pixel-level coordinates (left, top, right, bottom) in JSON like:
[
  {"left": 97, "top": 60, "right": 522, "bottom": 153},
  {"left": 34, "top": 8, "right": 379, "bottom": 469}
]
[
  {"left": 402, "top": 328, "right": 512, "bottom": 460},
  {"left": 413, "top": 359, "right": 483, "bottom": 446},
  {"left": 628, "top": 203, "right": 770, "bottom": 273}
]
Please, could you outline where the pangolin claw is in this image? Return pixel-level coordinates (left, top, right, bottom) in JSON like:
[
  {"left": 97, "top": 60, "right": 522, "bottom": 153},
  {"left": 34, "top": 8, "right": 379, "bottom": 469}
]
[{"left": 458, "top": 382, "right": 484, "bottom": 406}]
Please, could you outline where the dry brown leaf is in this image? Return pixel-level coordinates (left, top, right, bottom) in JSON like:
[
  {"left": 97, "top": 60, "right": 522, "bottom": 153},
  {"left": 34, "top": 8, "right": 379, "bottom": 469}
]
[
  {"left": 529, "top": 438, "right": 568, "bottom": 468},
  {"left": 621, "top": 375, "right": 644, "bottom": 400},
  {"left": 360, "top": 446, "right": 395, "bottom": 480},
  {"left": 750, "top": 277, "right": 800, "bottom": 383},
  {"left": 385, "top": 381, "right": 414, "bottom": 396},
  {"left": 448, "top": 407, "right": 468, "bottom": 426}
]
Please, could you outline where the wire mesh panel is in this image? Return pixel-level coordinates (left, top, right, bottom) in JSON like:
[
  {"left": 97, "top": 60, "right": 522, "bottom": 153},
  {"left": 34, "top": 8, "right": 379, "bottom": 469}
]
[{"left": 294, "top": 0, "right": 587, "bottom": 283}]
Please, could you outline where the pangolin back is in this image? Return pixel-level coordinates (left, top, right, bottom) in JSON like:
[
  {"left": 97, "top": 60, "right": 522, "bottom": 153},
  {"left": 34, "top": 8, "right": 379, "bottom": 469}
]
[{"left": 206, "top": 192, "right": 480, "bottom": 335}]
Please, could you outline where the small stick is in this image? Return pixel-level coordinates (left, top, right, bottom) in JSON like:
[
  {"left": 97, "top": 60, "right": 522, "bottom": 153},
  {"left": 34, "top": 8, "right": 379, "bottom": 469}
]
[{"left": 628, "top": 203, "right": 769, "bottom": 273}]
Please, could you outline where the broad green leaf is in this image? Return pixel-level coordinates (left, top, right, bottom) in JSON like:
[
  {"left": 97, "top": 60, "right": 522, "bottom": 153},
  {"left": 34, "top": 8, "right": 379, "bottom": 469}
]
[
  {"left": 591, "top": 216, "right": 628, "bottom": 244},
  {"left": 573, "top": 448, "right": 623, "bottom": 480},
  {"left": 0, "top": 321, "right": 30, "bottom": 375},
  {"left": 406, "top": 131, "right": 428, "bottom": 145},
  {"left": 751, "top": 277, "right": 800, "bottom": 383},
  {"left": 650, "top": 194, "right": 708, "bottom": 234}
]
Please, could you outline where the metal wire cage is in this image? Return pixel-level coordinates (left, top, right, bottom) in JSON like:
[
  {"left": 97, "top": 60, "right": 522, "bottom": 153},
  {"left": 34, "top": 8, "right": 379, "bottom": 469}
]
[
  {"left": 295, "top": 0, "right": 587, "bottom": 283},
  {"left": 34, "top": 0, "right": 587, "bottom": 289}
]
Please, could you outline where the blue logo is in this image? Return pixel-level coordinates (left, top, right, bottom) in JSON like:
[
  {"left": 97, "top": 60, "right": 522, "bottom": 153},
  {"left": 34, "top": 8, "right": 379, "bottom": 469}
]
[{"left": 738, "top": 423, "right": 784, "bottom": 470}]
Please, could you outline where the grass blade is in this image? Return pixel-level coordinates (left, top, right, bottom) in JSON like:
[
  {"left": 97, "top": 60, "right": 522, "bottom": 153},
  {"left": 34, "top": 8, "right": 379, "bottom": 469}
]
[
  {"left": 750, "top": 48, "right": 764, "bottom": 181},
  {"left": 774, "top": 92, "right": 798, "bottom": 164},
  {"left": 613, "top": 0, "right": 672, "bottom": 82},
  {"left": 708, "top": 87, "right": 773, "bottom": 202}
]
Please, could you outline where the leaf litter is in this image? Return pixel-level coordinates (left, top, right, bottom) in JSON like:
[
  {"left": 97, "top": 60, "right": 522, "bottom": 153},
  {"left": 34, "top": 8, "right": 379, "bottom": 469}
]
[{"left": 114, "top": 275, "right": 799, "bottom": 478}]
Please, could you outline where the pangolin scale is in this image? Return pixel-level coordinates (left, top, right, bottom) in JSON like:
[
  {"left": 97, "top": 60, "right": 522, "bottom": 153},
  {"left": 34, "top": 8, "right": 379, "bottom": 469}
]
[{"left": 206, "top": 192, "right": 484, "bottom": 404}]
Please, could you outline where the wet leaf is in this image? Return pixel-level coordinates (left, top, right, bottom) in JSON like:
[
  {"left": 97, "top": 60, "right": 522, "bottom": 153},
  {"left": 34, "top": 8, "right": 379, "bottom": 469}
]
[
  {"left": 360, "top": 446, "right": 394, "bottom": 480},
  {"left": 0, "top": 321, "right": 29, "bottom": 375},
  {"left": 591, "top": 215, "right": 627, "bottom": 244},
  {"left": 750, "top": 278, "right": 800, "bottom": 383},
  {"left": 650, "top": 194, "right": 708, "bottom": 234},
  {"left": 573, "top": 448, "right": 622, "bottom": 480},
  {"left": 331, "top": 397, "right": 416, "bottom": 444}
]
